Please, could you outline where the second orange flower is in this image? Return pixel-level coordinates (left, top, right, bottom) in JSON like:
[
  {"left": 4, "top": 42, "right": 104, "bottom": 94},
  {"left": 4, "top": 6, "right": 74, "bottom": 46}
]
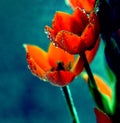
[{"left": 45, "top": 7, "right": 100, "bottom": 54}]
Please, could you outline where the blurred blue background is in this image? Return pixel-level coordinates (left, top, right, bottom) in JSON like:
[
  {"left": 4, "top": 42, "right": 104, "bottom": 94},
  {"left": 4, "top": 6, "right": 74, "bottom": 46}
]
[{"left": 0, "top": 0, "right": 107, "bottom": 123}]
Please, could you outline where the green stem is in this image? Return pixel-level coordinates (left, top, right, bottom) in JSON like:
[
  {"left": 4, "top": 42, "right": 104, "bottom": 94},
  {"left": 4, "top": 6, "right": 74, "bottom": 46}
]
[
  {"left": 61, "top": 86, "right": 80, "bottom": 123},
  {"left": 81, "top": 52, "right": 97, "bottom": 89},
  {"left": 81, "top": 52, "right": 107, "bottom": 112}
]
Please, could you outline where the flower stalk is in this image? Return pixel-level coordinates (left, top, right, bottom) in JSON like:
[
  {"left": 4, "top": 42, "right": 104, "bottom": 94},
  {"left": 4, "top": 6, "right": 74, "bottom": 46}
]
[
  {"left": 81, "top": 52, "right": 105, "bottom": 112},
  {"left": 81, "top": 52, "right": 97, "bottom": 89},
  {"left": 61, "top": 86, "right": 80, "bottom": 123}
]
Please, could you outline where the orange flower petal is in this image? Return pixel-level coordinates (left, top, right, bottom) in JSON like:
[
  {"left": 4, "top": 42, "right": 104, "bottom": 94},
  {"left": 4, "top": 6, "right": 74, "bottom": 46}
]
[
  {"left": 85, "top": 37, "right": 100, "bottom": 63},
  {"left": 82, "top": 73, "right": 112, "bottom": 99},
  {"left": 55, "top": 30, "right": 83, "bottom": 54},
  {"left": 70, "top": 7, "right": 89, "bottom": 34},
  {"left": 48, "top": 43, "right": 74, "bottom": 69},
  {"left": 79, "top": 12, "right": 100, "bottom": 50},
  {"left": 50, "top": 8, "right": 88, "bottom": 35},
  {"left": 25, "top": 52, "right": 47, "bottom": 80},
  {"left": 46, "top": 70, "right": 75, "bottom": 86},
  {"left": 71, "top": 56, "right": 84, "bottom": 75},
  {"left": 52, "top": 11, "right": 72, "bottom": 33},
  {"left": 24, "top": 44, "right": 51, "bottom": 79},
  {"left": 94, "top": 107, "right": 112, "bottom": 123},
  {"left": 66, "top": 0, "right": 95, "bottom": 13}
]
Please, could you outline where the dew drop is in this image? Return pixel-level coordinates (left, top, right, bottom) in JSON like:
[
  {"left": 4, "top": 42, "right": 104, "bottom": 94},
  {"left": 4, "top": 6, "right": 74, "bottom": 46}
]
[
  {"left": 44, "top": 30, "right": 48, "bottom": 34},
  {"left": 52, "top": 42, "right": 59, "bottom": 48},
  {"left": 82, "top": 9, "right": 86, "bottom": 14},
  {"left": 95, "top": 7, "right": 99, "bottom": 13},
  {"left": 53, "top": 42, "right": 55, "bottom": 46},
  {"left": 44, "top": 27, "right": 49, "bottom": 35}
]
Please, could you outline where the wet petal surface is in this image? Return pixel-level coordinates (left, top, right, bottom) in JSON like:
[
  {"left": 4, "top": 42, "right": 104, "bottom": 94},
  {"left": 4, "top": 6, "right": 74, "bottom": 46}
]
[{"left": 24, "top": 44, "right": 51, "bottom": 80}]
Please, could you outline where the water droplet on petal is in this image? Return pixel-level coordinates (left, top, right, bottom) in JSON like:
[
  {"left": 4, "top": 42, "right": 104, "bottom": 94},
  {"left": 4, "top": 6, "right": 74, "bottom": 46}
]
[
  {"left": 52, "top": 42, "right": 59, "bottom": 48},
  {"left": 44, "top": 29, "right": 48, "bottom": 34},
  {"left": 95, "top": 7, "right": 99, "bottom": 13},
  {"left": 53, "top": 42, "right": 55, "bottom": 46},
  {"left": 82, "top": 9, "right": 86, "bottom": 14}
]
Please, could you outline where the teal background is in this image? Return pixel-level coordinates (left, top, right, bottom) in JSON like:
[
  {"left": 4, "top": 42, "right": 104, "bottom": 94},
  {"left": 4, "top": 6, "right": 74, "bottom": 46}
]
[{"left": 0, "top": 0, "right": 107, "bottom": 123}]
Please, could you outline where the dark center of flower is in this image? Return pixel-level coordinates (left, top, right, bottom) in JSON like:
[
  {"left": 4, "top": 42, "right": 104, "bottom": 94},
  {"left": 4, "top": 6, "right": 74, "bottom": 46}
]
[{"left": 56, "top": 62, "right": 65, "bottom": 71}]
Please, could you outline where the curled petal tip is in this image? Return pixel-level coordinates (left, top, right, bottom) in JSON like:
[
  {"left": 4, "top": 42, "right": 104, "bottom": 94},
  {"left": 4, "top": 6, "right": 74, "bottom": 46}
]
[{"left": 23, "top": 44, "right": 27, "bottom": 50}]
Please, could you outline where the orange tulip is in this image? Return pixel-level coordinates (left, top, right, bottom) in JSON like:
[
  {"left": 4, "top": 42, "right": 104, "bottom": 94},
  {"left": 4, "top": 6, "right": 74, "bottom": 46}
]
[
  {"left": 23, "top": 35, "right": 100, "bottom": 87},
  {"left": 24, "top": 43, "right": 85, "bottom": 86},
  {"left": 45, "top": 8, "right": 100, "bottom": 54},
  {"left": 65, "top": 0, "right": 95, "bottom": 13}
]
